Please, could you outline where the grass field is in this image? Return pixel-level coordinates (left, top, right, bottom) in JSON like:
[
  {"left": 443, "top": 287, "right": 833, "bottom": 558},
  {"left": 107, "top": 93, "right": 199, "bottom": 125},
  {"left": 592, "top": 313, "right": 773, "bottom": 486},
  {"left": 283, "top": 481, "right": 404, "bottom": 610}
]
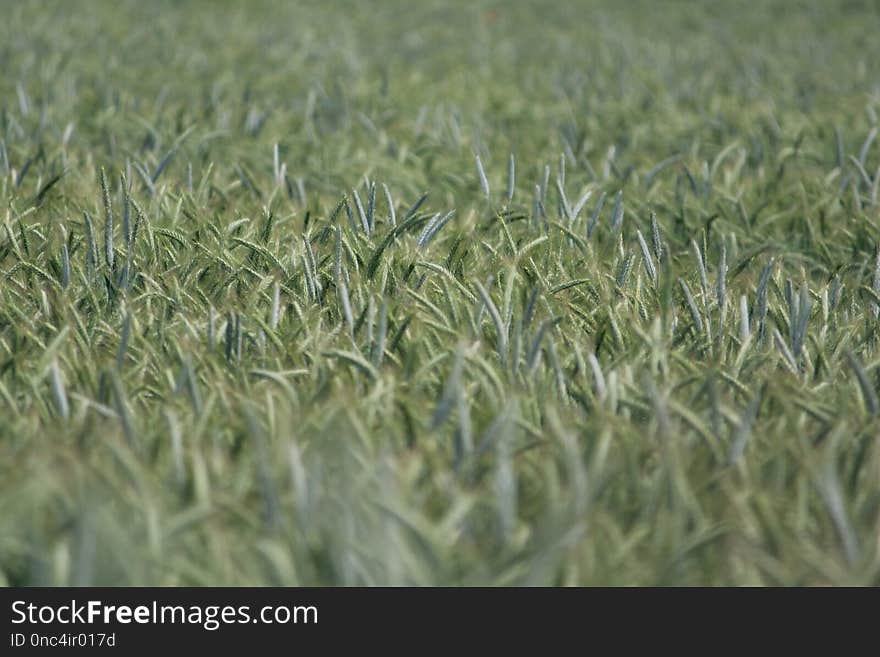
[{"left": 1, "top": 0, "right": 879, "bottom": 586}]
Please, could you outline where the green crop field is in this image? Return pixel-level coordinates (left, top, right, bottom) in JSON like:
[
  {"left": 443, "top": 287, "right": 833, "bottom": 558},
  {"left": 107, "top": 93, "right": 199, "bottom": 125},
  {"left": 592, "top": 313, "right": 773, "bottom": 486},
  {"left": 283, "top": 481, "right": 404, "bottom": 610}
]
[{"left": 1, "top": 0, "right": 879, "bottom": 586}]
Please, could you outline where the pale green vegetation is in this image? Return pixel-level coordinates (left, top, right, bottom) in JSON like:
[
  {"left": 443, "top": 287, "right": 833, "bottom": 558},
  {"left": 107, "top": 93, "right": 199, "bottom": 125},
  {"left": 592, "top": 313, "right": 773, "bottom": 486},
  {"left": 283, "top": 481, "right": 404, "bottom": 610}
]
[{"left": 1, "top": 0, "right": 880, "bottom": 585}]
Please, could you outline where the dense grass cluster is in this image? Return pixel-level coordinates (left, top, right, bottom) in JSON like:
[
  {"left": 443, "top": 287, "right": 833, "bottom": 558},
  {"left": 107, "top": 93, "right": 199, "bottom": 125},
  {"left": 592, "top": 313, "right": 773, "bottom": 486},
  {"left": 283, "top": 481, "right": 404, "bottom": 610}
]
[{"left": 1, "top": 0, "right": 880, "bottom": 585}]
